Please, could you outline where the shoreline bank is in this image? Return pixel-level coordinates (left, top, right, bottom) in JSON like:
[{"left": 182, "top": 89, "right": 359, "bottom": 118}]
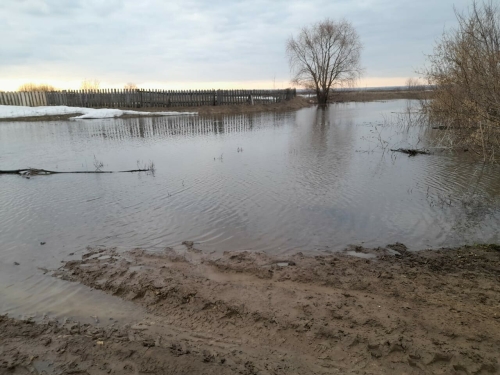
[
  {"left": 0, "top": 97, "right": 312, "bottom": 122},
  {"left": 2, "top": 243, "right": 499, "bottom": 374}
]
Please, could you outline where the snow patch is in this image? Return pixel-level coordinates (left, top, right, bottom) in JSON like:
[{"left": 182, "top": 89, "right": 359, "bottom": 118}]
[{"left": 0, "top": 105, "right": 197, "bottom": 120}]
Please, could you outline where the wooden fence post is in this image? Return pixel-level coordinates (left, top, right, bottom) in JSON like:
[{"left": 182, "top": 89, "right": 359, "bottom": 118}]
[{"left": 216, "top": 90, "right": 222, "bottom": 106}]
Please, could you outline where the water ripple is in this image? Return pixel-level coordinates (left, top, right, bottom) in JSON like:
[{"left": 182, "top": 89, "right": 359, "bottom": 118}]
[{"left": 1, "top": 101, "right": 500, "bottom": 316}]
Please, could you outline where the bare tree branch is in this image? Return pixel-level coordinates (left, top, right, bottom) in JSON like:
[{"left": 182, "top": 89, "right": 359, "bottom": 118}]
[
  {"left": 423, "top": 1, "right": 500, "bottom": 160},
  {"left": 286, "top": 19, "right": 363, "bottom": 105}
]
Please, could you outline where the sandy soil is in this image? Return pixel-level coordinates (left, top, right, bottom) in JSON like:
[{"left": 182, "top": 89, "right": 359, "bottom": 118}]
[{"left": 2, "top": 243, "right": 499, "bottom": 374}]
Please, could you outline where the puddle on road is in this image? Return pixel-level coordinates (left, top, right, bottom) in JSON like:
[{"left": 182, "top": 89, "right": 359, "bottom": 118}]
[
  {"left": 276, "top": 262, "right": 291, "bottom": 267},
  {"left": 344, "top": 251, "right": 377, "bottom": 259},
  {"left": 0, "top": 264, "right": 144, "bottom": 326}
]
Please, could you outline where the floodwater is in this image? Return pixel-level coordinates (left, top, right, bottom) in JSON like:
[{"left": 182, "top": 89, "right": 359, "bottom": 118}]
[{"left": 1, "top": 100, "right": 499, "bottom": 319}]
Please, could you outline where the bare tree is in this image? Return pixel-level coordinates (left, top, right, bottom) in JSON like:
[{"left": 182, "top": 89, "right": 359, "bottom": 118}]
[
  {"left": 81, "top": 79, "right": 100, "bottom": 90},
  {"left": 406, "top": 77, "right": 425, "bottom": 91},
  {"left": 286, "top": 19, "right": 363, "bottom": 105},
  {"left": 124, "top": 82, "right": 138, "bottom": 89},
  {"left": 423, "top": 1, "right": 500, "bottom": 160},
  {"left": 18, "top": 83, "right": 56, "bottom": 92}
]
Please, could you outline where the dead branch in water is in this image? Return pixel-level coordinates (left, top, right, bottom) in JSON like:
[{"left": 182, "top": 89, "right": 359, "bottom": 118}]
[
  {"left": 0, "top": 168, "right": 154, "bottom": 177},
  {"left": 390, "top": 148, "right": 430, "bottom": 156}
]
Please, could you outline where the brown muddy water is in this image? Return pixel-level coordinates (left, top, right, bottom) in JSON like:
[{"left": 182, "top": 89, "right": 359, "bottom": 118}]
[{"left": 0, "top": 99, "right": 499, "bottom": 320}]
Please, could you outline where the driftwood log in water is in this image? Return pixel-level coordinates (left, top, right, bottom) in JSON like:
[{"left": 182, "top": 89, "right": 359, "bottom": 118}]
[
  {"left": 390, "top": 148, "right": 430, "bottom": 156},
  {"left": 0, "top": 168, "right": 153, "bottom": 176}
]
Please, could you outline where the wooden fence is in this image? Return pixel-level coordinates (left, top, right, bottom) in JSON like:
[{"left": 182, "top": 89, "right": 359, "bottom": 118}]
[
  {"left": 0, "top": 89, "right": 296, "bottom": 108},
  {"left": 0, "top": 91, "right": 48, "bottom": 107}
]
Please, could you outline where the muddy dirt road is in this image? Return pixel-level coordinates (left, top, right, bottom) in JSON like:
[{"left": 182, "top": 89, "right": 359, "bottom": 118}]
[{"left": 1, "top": 243, "right": 499, "bottom": 374}]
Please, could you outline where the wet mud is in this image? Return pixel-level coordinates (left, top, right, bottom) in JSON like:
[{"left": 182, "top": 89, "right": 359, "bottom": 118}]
[{"left": 2, "top": 243, "right": 500, "bottom": 374}]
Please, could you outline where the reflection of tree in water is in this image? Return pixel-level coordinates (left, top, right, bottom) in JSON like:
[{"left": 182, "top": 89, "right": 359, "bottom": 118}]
[
  {"left": 311, "top": 108, "right": 329, "bottom": 157},
  {"left": 286, "top": 106, "right": 356, "bottom": 203},
  {"left": 290, "top": 105, "right": 356, "bottom": 156},
  {"left": 82, "top": 112, "right": 296, "bottom": 142}
]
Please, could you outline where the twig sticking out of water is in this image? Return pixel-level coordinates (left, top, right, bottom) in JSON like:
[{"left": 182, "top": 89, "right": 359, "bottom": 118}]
[
  {"left": 93, "top": 155, "right": 104, "bottom": 171},
  {"left": 137, "top": 160, "right": 155, "bottom": 176}
]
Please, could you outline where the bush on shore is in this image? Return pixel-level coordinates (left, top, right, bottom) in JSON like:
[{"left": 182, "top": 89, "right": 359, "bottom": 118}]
[{"left": 423, "top": 1, "right": 500, "bottom": 161}]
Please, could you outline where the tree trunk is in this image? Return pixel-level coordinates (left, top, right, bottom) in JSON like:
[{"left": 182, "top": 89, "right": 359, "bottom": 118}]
[{"left": 316, "top": 91, "right": 328, "bottom": 105}]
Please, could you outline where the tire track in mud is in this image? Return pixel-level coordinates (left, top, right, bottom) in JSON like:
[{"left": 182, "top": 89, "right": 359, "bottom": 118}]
[{"left": 3, "top": 243, "right": 500, "bottom": 374}]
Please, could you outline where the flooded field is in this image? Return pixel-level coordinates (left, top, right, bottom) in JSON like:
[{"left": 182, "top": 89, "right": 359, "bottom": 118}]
[{"left": 1, "top": 100, "right": 499, "bottom": 319}]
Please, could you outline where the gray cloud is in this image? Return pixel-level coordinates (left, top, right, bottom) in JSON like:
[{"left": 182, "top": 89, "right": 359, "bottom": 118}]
[{"left": 0, "top": 0, "right": 472, "bottom": 87}]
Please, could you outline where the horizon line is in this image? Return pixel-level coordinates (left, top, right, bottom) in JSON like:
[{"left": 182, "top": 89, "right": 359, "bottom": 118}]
[{"left": 0, "top": 77, "right": 415, "bottom": 92}]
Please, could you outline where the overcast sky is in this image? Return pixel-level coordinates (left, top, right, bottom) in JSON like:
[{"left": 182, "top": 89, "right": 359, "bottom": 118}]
[{"left": 0, "top": 0, "right": 471, "bottom": 90}]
